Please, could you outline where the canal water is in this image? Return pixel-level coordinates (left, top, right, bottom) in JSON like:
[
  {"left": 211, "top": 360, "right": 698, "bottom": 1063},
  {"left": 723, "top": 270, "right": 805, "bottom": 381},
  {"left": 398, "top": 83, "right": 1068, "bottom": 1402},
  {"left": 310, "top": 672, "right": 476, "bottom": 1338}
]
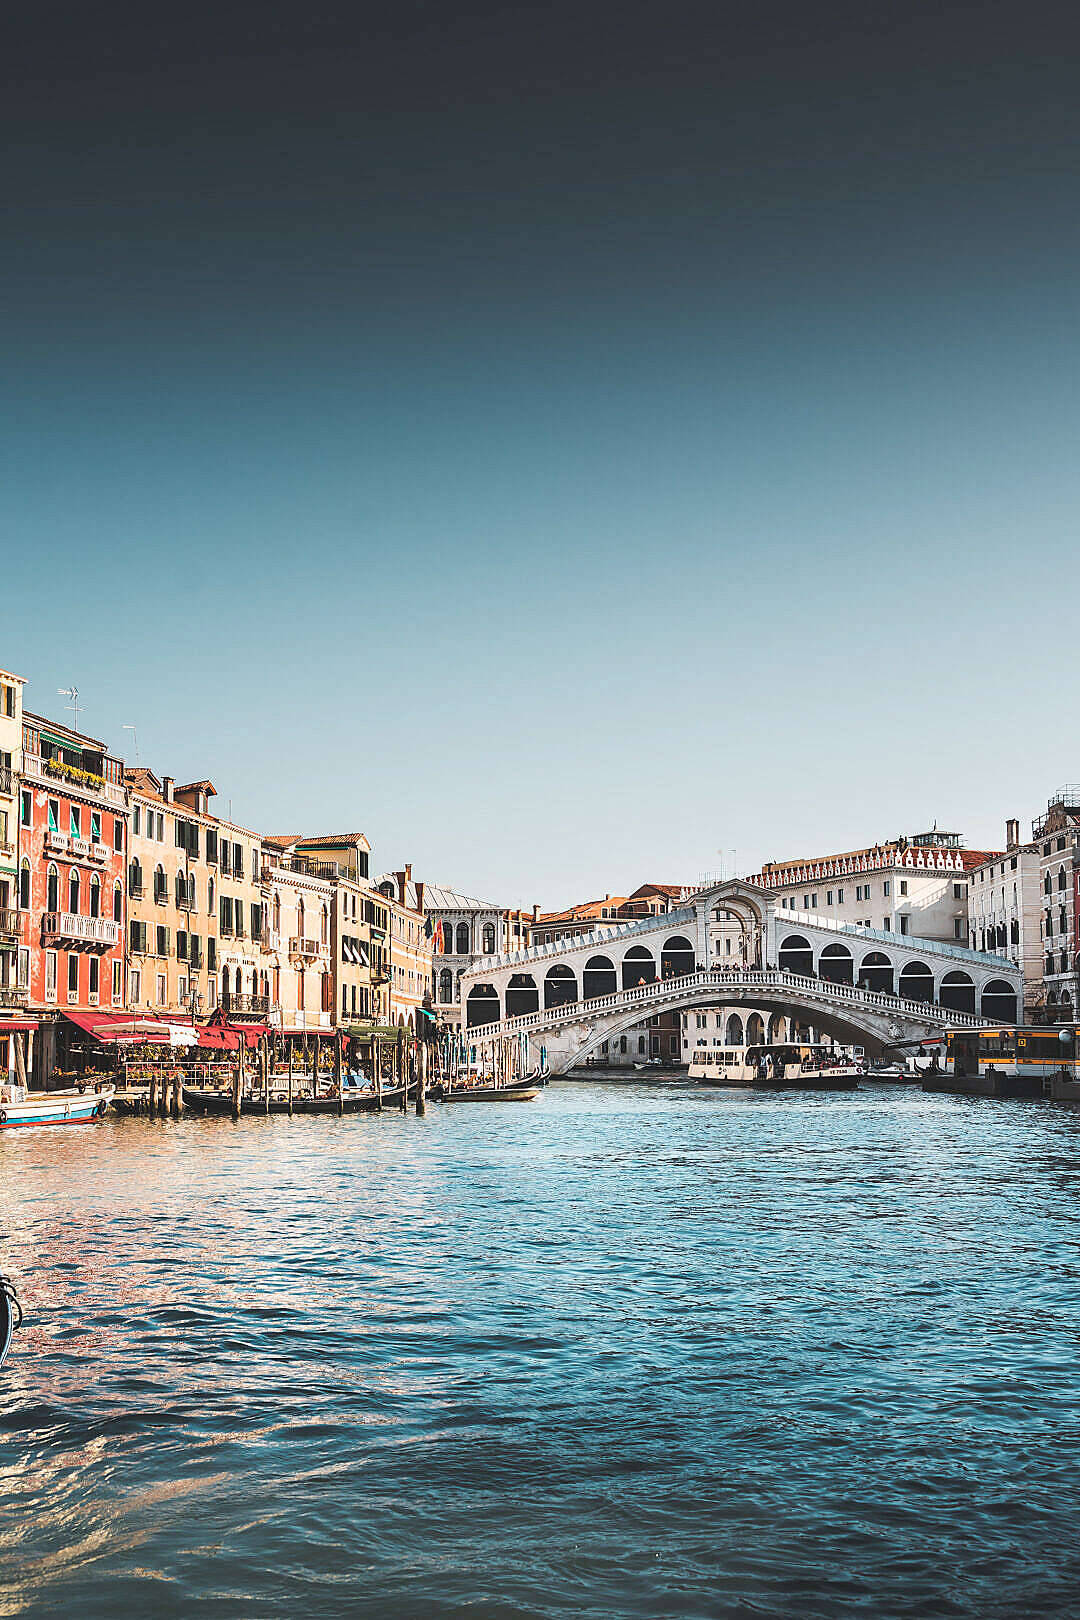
[{"left": 3, "top": 1081, "right": 1080, "bottom": 1618}]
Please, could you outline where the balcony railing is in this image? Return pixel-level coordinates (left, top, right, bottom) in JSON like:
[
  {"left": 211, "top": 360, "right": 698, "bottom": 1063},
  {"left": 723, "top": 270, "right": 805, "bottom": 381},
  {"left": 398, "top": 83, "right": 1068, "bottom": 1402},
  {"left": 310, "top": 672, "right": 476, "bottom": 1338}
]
[
  {"left": 46, "top": 830, "right": 69, "bottom": 855},
  {"left": 0, "top": 986, "right": 25, "bottom": 1008},
  {"left": 129, "top": 882, "right": 144, "bottom": 898},
  {"left": 42, "top": 912, "right": 121, "bottom": 948},
  {"left": 0, "top": 907, "right": 19, "bottom": 941},
  {"left": 220, "top": 992, "right": 272, "bottom": 1014},
  {"left": 0, "top": 765, "right": 12, "bottom": 795},
  {"left": 89, "top": 842, "right": 109, "bottom": 863},
  {"left": 288, "top": 936, "right": 321, "bottom": 960}
]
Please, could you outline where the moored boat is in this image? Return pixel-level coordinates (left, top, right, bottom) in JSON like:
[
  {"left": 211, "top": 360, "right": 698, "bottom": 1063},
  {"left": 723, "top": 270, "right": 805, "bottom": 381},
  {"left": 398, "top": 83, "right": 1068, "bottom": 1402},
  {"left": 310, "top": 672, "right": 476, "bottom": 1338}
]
[
  {"left": 0, "top": 1274, "right": 21, "bottom": 1369},
  {"left": 432, "top": 1081, "right": 540, "bottom": 1102},
  {"left": 0, "top": 1081, "right": 114, "bottom": 1129}
]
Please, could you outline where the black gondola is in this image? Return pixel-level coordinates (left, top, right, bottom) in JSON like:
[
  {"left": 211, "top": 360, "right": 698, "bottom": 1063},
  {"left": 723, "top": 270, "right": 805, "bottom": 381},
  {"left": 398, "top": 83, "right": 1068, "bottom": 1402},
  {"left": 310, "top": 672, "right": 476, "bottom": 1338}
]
[{"left": 1, "top": 1274, "right": 21, "bottom": 1370}]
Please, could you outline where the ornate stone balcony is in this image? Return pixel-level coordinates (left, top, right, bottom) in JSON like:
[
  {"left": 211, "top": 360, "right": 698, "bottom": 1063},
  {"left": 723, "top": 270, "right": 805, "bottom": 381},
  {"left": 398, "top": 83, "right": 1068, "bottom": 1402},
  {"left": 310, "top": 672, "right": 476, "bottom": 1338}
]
[{"left": 42, "top": 912, "right": 120, "bottom": 949}]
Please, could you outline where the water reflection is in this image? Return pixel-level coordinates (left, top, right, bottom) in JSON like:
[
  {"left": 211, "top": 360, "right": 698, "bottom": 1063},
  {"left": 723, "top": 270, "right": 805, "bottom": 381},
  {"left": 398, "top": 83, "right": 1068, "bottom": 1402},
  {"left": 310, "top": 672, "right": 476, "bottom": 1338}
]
[{"left": 2, "top": 1086, "right": 1080, "bottom": 1617}]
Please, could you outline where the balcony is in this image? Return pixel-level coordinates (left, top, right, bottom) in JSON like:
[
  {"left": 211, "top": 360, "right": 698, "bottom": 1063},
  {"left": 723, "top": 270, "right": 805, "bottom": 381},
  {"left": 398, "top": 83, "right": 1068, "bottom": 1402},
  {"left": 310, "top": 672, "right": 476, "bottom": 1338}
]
[
  {"left": 89, "top": 841, "right": 109, "bottom": 863},
  {"left": 0, "top": 765, "right": 12, "bottom": 796},
  {"left": 22, "top": 752, "right": 126, "bottom": 808},
  {"left": 220, "top": 991, "right": 272, "bottom": 1015},
  {"left": 0, "top": 907, "right": 19, "bottom": 944},
  {"left": 288, "top": 936, "right": 321, "bottom": 960},
  {"left": 0, "top": 985, "right": 25, "bottom": 1008},
  {"left": 128, "top": 882, "right": 144, "bottom": 899},
  {"left": 175, "top": 893, "right": 197, "bottom": 910},
  {"left": 42, "top": 912, "right": 121, "bottom": 949},
  {"left": 46, "top": 830, "right": 69, "bottom": 855}
]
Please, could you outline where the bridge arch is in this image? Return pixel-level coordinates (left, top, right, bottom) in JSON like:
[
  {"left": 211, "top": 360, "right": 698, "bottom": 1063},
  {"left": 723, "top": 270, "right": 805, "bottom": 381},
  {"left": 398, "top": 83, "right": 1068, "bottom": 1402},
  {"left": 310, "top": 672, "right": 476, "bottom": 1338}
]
[
  {"left": 746, "top": 1012, "right": 765, "bottom": 1044},
  {"left": 725, "top": 1013, "right": 744, "bottom": 1045}
]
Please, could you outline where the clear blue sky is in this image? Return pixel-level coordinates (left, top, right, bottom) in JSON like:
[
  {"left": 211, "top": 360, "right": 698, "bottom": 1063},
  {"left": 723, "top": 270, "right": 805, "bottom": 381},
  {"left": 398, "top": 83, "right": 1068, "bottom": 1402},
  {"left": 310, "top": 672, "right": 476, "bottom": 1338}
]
[{"left": 3, "top": 2, "right": 1076, "bottom": 907}]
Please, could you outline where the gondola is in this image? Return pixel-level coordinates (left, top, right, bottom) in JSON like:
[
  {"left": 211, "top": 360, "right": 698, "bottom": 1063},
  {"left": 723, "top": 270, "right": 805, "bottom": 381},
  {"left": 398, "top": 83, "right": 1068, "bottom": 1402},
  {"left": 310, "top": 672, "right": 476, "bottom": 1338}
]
[
  {"left": 0, "top": 1274, "right": 21, "bottom": 1370},
  {"left": 431, "top": 1080, "right": 541, "bottom": 1102}
]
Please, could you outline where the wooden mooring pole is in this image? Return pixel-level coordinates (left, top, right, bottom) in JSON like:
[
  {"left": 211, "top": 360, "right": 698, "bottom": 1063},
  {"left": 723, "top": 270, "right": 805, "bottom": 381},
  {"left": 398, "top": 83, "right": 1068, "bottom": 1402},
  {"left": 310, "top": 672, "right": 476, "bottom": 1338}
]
[
  {"left": 288, "top": 1037, "right": 294, "bottom": 1117},
  {"left": 336, "top": 1034, "right": 344, "bottom": 1116}
]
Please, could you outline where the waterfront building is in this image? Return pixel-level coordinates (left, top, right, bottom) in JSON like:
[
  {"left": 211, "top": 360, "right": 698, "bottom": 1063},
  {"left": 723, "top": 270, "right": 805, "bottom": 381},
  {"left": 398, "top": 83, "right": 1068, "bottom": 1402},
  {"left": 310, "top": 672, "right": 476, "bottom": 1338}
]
[
  {"left": 19, "top": 711, "right": 128, "bottom": 1075},
  {"left": 262, "top": 833, "right": 378, "bottom": 1035},
  {"left": 749, "top": 830, "right": 998, "bottom": 944},
  {"left": 1032, "top": 789, "right": 1080, "bottom": 1023},
  {"left": 376, "top": 867, "right": 435, "bottom": 1031},
  {"left": 424, "top": 885, "right": 537, "bottom": 1027},
  {"left": 966, "top": 819, "right": 1044, "bottom": 1018},
  {"left": 0, "top": 669, "right": 26, "bottom": 1016},
  {"left": 124, "top": 771, "right": 268, "bottom": 1019}
]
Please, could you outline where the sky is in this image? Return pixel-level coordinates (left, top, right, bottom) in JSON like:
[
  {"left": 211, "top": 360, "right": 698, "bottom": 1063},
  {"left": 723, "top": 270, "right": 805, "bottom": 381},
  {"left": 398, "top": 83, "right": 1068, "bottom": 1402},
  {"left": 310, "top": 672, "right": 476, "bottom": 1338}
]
[{"left": 3, "top": 1, "right": 1079, "bottom": 908}]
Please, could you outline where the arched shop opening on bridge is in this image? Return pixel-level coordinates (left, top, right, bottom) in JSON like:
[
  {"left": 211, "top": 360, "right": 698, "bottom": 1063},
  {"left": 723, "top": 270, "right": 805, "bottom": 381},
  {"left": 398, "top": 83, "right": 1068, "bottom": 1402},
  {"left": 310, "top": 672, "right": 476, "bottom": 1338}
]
[
  {"left": 661, "top": 935, "right": 696, "bottom": 978},
  {"left": 583, "top": 955, "right": 617, "bottom": 999},
  {"left": 859, "top": 953, "right": 893, "bottom": 995},
  {"left": 466, "top": 984, "right": 500, "bottom": 1027},
  {"left": 622, "top": 946, "right": 656, "bottom": 989},
  {"left": 506, "top": 973, "right": 539, "bottom": 1018},
  {"left": 818, "top": 942, "right": 854, "bottom": 985},
  {"left": 778, "top": 935, "right": 814, "bottom": 976},
  {"left": 545, "top": 964, "right": 578, "bottom": 1008}
]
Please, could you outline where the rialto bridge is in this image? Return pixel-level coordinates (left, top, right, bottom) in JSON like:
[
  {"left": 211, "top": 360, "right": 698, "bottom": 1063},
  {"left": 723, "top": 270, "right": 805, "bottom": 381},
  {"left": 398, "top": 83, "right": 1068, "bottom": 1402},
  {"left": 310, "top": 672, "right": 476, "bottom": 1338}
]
[{"left": 457, "top": 880, "right": 1023, "bottom": 1075}]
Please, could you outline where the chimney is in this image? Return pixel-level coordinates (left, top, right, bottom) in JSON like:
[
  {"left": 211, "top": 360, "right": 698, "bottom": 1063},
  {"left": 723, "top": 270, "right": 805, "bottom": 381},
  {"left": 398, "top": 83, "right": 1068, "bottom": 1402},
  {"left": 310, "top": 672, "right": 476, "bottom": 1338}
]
[
  {"left": 415, "top": 880, "right": 425, "bottom": 914},
  {"left": 533, "top": 903, "right": 540, "bottom": 921},
  {"left": 1005, "top": 817, "right": 1020, "bottom": 850},
  {"left": 162, "top": 776, "right": 174, "bottom": 804},
  {"left": 405, "top": 862, "right": 412, "bottom": 883},
  {"left": 395, "top": 870, "right": 406, "bottom": 906}
]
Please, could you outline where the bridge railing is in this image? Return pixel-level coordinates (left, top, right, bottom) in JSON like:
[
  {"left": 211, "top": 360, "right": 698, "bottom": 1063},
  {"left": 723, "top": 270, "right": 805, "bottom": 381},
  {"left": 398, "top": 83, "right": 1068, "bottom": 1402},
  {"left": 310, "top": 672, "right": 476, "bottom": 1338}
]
[{"left": 464, "top": 967, "right": 991, "bottom": 1040}]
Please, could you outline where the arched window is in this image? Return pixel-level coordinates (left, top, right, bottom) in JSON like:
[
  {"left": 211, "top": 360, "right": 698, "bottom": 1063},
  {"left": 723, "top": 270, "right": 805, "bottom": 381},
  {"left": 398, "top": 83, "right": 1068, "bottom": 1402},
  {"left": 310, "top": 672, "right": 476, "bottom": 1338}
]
[
  {"left": 1044, "top": 872, "right": 1053, "bottom": 895},
  {"left": 1058, "top": 866, "right": 1067, "bottom": 891},
  {"left": 466, "top": 984, "right": 500, "bottom": 1027},
  {"left": 235, "top": 966, "right": 243, "bottom": 994},
  {"left": 483, "top": 922, "right": 496, "bottom": 954},
  {"left": 19, "top": 858, "right": 30, "bottom": 911},
  {"left": 725, "top": 1013, "right": 744, "bottom": 1046},
  {"left": 746, "top": 1013, "right": 765, "bottom": 1045},
  {"left": 439, "top": 967, "right": 453, "bottom": 1003},
  {"left": 208, "top": 876, "right": 215, "bottom": 912},
  {"left": 273, "top": 892, "right": 280, "bottom": 932},
  {"left": 128, "top": 857, "right": 142, "bottom": 896},
  {"left": 113, "top": 881, "right": 123, "bottom": 923},
  {"left": 321, "top": 904, "right": 329, "bottom": 945},
  {"left": 68, "top": 868, "right": 80, "bottom": 915},
  {"left": 456, "top": 921, "right": 471, "bottom": 954},
  {"left": 47, "top": 863, "right": 59, "bottom": 913},
  {"left": 297, "top": 897, "right": 305, "bottom": 938},
  {"left": 89, "top": 873, "right": 101, "bottom": 918},
  {"left": 154, "top": 864, "right": 166, "bottom": 902}
]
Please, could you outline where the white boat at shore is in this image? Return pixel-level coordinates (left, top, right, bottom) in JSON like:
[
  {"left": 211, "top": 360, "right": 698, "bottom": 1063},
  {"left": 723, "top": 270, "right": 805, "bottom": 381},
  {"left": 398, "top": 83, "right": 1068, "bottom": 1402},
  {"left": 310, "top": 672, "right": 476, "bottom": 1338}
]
[{"left": 0, "top": 1082, "right": 114, "bottom": 1129}]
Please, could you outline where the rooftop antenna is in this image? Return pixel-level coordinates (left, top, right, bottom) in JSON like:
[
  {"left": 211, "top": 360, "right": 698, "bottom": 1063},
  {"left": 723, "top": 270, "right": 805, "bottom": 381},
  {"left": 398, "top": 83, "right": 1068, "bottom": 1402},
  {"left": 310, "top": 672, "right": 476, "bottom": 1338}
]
[
  {"left": 57, "top": 686, "right": 81, "bottom": 733},
  {"left": 121, "top": 724, "right": 140, "bottom": 765}
]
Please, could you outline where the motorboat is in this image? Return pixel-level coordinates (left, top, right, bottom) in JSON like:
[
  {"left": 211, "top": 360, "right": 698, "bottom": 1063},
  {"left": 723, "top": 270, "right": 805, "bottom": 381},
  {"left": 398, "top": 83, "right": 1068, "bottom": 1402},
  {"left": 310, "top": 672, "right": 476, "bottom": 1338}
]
[{"left": 0, "top": 1080, "right": 114, "bottom": 1129}]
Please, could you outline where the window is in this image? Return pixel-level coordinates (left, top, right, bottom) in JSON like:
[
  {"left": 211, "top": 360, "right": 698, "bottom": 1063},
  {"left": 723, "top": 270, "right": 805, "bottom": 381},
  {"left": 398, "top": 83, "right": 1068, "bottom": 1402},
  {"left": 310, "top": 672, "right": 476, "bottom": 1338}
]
[
  {"left": 252, "top": 903, "right": 263, "bottom": 941},
  {"left": 89, "top": 874, "right": 100, "bottom": 918},
  {"left": 129, "top": 967, "right": 140, "bottom": 1003},
  {"left": 19, "top": 859, "right": 30, "bottom": 910},
  {"left": 207, "top": 938, "right": 217, "bottom": 972},
  {"left": 133, "top": 805, "right": 142, "bottom": 835},
  {"left": 899, "top": 880, "right": 908, "bottom": 896},
  {"left": 883, "top": 917, "right": 891, "bottom": 930},
  {"left": 68, "top": 869, "right": 80, "bottom": 914},
  {"left": 113, "top": 816, "right": 123, "bottom": 851},
  {"left": 811, "top": 894, "right": 818, "bottom": 908},
  {"left": 826, "top": 890, "right": 833, "bottom": 905},
  {"left": 67, "top": 954, "right": 79, "bottom": 1000},
  {"left": 899, "top": 915, "right": 909, "bottom": 935},
  {"left": 1, "top": 683, "right": 13, "bottom": 718},
  {"left": 70, "top": 806, "right": 81, "bottom": 838},
  {"left": 20, "top": 790, "right": 31, "bottom": 826},
  {"left": 802, "top": 895, "right": 808, "bottom": 908},
  {"left": 205, "top": 829, "right": 218, "bottom": 864},
  {"left": 156, "top": 924, "right": 170, "bottom": 956},
  {"left": 47, "top": 798, "right": 59, "bottom": 833},
  {"left": 156, "top": 974, "right": 166, "bottom": 1004},
  {"left": 836, "top": 888, "right": 844, "bottom": 904},
  {"left": 91, "top": 811, "right": 101, "bottom": 844},
  {"left": 954, "top": 919, "right": 963, "bottom": 939},
  {"left": 45, "top": 950, "right": 57, "bottom": 1001},
  {"left": 233, "top": 842, "right": 243, "bottom": 876},
  {"left": 88, "top": 957, "right": 99, "bottom": 1002}
]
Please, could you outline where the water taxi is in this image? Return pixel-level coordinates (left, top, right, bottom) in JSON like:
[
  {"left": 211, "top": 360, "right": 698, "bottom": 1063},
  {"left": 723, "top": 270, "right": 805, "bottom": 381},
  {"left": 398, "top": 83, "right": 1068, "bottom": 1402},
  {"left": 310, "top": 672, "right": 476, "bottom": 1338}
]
[
  {"left": 689, "top": 1044, "right": 860, "bottom": 1090},
  {"left": 0, "top": 1080, "right": 114, "bottom": 1128}
]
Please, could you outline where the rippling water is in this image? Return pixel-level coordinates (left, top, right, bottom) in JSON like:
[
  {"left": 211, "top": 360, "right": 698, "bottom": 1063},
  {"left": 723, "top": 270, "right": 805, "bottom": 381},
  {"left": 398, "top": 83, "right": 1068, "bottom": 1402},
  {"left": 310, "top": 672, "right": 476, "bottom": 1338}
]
[{"left": 3, "top": 1081, "right": 1080, "bottom": 1617}]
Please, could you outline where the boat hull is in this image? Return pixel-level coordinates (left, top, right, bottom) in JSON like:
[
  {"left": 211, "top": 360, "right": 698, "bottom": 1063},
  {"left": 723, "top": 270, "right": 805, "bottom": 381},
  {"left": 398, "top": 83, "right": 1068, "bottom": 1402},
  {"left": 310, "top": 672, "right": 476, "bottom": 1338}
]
[
  {"left": 434, "top": 1084, "right": 540, "bottom": 1102},
  {"left": 0, "top": 1089, "right": 111, "bottom": 1128}
]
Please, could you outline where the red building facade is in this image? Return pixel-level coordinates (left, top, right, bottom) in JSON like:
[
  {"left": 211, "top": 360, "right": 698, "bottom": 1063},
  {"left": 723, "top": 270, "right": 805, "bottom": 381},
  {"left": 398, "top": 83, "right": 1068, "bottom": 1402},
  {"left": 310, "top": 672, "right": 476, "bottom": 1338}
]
[{"left": 18, "top": 713, "right": 127, "bottom": 1018}]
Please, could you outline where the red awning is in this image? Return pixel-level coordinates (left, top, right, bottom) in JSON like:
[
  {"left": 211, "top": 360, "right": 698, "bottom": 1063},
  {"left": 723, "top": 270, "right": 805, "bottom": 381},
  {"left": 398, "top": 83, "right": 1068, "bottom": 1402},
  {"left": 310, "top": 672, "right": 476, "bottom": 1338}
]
[
  {"left": 0, "top": 1020, "right": 39, "bottom": 1033},
  {"left": 196, "top": 1026, "right": 240, "bottom": 1051},
  {"left": 63, "top": 1011, "right": 173, "bottom": 1045}
]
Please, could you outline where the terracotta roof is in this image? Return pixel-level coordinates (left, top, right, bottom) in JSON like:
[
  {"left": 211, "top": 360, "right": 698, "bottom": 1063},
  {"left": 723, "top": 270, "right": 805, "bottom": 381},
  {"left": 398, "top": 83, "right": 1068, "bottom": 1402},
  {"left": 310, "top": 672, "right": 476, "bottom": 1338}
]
[
  {"left": 959, "top": 849, "right": 1005, "bottom": 871},
  {"left": 265, "top": 832, "right": 370, "bottom": 851},
  {"left": 176, "top": 779, "right": 217, "bottom": 796},
  {"left": 628, "top": 882, "right": 688, "bottom": 899}
]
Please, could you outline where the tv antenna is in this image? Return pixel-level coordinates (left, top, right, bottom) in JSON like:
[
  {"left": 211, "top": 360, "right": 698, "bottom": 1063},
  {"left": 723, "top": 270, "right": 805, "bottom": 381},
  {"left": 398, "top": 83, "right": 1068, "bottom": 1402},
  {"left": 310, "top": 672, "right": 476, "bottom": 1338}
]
[
  {"left": 57, "top": 687, "right": 81, "bottom": 733},
  {"left": 121, "top": 724, "right": 140, "bottom": 765}
]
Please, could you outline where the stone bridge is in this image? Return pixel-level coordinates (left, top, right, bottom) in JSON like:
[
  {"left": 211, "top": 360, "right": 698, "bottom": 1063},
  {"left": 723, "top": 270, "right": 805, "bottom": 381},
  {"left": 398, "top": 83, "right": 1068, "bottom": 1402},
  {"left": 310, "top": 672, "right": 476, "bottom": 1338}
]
[{"left": 456, "top": 879, "right": 1022, "bottom": 1071}]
